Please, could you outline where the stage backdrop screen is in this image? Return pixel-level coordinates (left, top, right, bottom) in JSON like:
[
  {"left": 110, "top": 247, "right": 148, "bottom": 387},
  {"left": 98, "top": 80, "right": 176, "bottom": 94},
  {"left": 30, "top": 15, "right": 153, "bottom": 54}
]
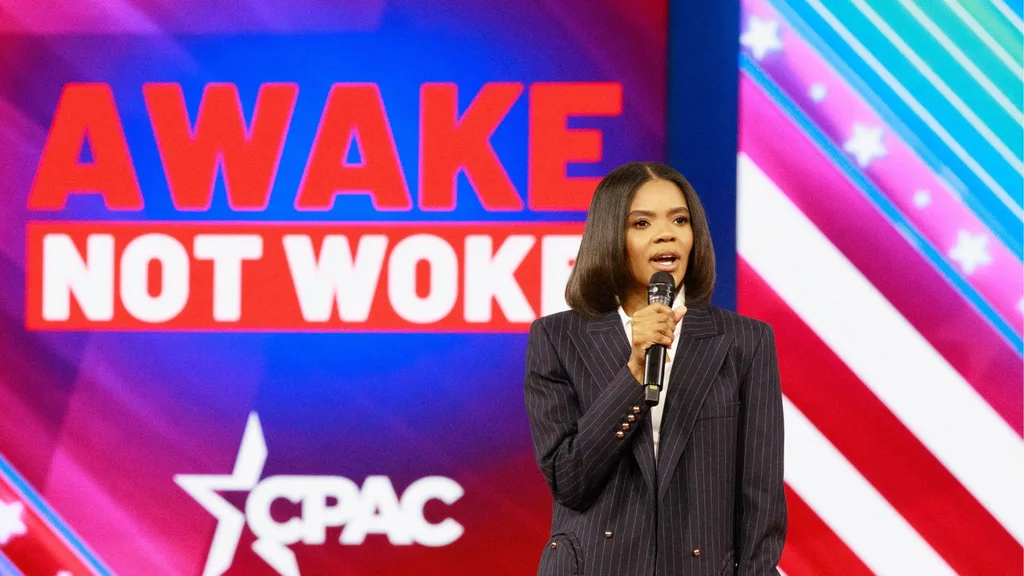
[
  {"left": 0, "top": 1, "right": 667, "bottom": 574},
  {"left": 736, "top": 0, "right": 1024, "bottom": 574}
]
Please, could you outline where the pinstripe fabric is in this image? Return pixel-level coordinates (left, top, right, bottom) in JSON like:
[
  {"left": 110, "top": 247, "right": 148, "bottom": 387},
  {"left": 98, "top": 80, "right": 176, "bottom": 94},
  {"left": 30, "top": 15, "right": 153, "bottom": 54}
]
[{"left": 525, "top": 304, "right": 786, "bottom": 575}]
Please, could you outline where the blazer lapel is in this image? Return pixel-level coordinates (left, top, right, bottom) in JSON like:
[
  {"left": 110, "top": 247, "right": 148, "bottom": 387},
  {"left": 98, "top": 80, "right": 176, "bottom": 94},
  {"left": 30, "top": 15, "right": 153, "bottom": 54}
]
[
  {"left": 569, "top": 312, "right": 629, "bottom": 390},
  {"left": 656, "top": 305, "right": 733, "bottom": 498},
  {"left": 569, "top": 312, "right": 657, "bottom": 497}
]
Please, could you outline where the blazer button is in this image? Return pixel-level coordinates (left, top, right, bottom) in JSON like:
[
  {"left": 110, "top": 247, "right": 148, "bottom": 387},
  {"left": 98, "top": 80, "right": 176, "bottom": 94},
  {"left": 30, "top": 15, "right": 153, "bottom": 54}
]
[
  {"left": 632, "top": 406, "right": 641, "bottom": 414},
  {"left": 615, "top": 431, "right": 625, "bottom": 439},
  {"left": 550, "top": 542, "right": 558, "bottom": 549},
  {"left": 604, "top": 530, "right": 613, "bottom": 538},
  {"left": 627, "top": 414, "right": 636, "bottom": 422},
  {"left": 621, "top": 422, "right": 630, "bottom": 431},
  {"left": 692, "top": 549, "right": 700, "bottom": 557}
]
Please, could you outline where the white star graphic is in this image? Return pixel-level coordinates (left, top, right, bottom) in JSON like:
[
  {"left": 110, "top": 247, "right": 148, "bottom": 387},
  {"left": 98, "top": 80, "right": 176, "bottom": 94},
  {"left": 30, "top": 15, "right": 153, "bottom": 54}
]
[
  {"left": 843, "top": 123, "right": 887, "bottom": 167},
  {"left": 948, "top": 230, "right": 992, "bottom": 275},
  {"left": 913, "top": 189, "right": 932, "bottom": 208},
  {"left": 741, "top": 16, "right": 783, "bottom": 61},
  {"left": 175, "top": 413, "right": 280, "bottom": 576},
  {"left": 57, "top": 571, "right": 73, "bottom": 576},
  {"left": 809, "top": 83, "right": 828, "bottom": 102},
  {"left": 0, "top": 499, "right": 27, "bottom": 544},
  {"left": 1017, "top": 298, "right": 1024, "bottom": 315}
]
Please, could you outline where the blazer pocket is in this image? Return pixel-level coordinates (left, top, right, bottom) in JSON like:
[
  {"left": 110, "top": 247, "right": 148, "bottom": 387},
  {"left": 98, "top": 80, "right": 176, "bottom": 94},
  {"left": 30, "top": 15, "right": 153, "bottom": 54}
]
[
  {"left": 697, "top": 401, "right": 741, "bottom": 420},
  {"left": 538, "top": 532, "right": 582, "bottom": 576}
]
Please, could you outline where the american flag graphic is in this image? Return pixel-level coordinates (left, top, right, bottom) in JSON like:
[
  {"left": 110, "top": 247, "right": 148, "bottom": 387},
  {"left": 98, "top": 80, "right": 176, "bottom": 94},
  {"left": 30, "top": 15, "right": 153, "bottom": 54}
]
[
  {"left": 736, "top": 0, "right": 1023, "bottom": 574},
  {"left": 0, "top": 454, "right": 112, "bottom": 576}
]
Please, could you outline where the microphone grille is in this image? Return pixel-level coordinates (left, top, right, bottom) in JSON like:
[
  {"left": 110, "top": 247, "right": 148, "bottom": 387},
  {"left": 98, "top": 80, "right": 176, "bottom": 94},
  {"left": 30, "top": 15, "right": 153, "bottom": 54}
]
[{"left": 647, "top": 272, "right": 675, "bottom": 306}]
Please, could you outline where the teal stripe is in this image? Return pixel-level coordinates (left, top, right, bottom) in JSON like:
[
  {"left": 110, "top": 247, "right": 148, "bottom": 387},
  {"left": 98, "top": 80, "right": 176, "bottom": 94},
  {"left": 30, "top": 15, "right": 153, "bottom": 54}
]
[
  {"left": 874, "top": 0, "right": 1024, "bottom": 112},
  {"left": 789, "top": 0, "right": 1023, "bottom": 191},
  {"left": 962, "top": 0, "right": 1024, "bottom": 58},
  {"left": 826, "top": 0, "right": 1023, "bottom": 161},
  {"left": 778, "top": 0, "right": 1023, "bottom": 252},
  {"left": 917, "top": 0, "right": 1024, "bottom": 92}
]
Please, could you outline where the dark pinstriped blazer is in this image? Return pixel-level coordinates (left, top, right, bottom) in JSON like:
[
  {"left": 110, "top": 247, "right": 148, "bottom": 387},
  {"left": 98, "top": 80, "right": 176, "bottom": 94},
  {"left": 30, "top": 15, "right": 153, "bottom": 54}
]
[{"left": 524, "top": 304, "right": 786, "bottom": 576}]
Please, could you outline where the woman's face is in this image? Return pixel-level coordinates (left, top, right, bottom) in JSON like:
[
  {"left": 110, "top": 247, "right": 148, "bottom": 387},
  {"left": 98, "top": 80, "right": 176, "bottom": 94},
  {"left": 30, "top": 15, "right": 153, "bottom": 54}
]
[{"left": 624, "top": 179, "right": 693, "bottom": 304}]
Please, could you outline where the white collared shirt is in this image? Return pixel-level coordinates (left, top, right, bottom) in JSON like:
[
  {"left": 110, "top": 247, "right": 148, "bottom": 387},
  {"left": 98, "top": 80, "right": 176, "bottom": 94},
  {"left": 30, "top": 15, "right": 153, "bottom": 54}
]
[{"left": 617, "top": 292, "right": 683, "bottom": 459}]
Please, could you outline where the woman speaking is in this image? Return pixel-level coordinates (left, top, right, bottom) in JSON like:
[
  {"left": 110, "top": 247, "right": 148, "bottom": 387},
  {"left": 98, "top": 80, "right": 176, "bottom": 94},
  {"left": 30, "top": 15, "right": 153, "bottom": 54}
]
[{"left": 524, "top": 162, "right": 786, "bottom": 575}]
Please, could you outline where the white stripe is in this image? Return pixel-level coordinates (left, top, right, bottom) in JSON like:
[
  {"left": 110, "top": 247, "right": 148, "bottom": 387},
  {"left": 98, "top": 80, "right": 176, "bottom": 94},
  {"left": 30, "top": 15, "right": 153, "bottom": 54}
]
[
  {"left": 988, "top": 0, "right": 1024, "bottom": 32},
  {"left": 803, "top": 0, "right": 1024, "bottom": 222},
  {"left": 896, "top": 0, "right": 1023, "bottom": 127},
  {"left": 852, "top": 0, "right": 1024, "bottom": 166},
  {"left": 737, "top": 153, "right": 1024, "bottom": 544},
  {"left": 782, "top": 398, "right": 956, "bottom": 575},
  {"left": 942, "top": 0, "right": 1024, "bottom": 80}
]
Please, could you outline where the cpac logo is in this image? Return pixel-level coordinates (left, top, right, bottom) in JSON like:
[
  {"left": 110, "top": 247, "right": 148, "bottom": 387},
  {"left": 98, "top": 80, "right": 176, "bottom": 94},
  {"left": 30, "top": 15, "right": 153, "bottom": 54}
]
[{"left": 175, "top": 413, "right": 464, "bottom": 576}]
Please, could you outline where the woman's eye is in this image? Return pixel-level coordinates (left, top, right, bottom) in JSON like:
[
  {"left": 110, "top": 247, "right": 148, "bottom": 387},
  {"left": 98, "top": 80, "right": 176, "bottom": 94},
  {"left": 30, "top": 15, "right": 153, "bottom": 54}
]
[
  {"left": 675, "top": 216, "right": 690, "bottom": 225},
  {"left": 632, "top": 220, "right": 649, "bottom": 228}
]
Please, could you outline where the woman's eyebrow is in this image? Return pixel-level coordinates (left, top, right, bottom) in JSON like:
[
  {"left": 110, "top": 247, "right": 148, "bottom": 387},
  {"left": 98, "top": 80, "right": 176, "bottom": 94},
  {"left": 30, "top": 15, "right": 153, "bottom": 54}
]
[{"left": 627, "top": 207, "right": 689, "bottom": 218}]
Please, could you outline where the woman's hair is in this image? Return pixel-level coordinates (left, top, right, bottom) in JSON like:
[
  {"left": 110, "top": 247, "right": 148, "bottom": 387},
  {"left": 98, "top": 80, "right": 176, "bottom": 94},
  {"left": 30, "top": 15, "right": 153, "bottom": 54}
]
[{"left": 564, "top": 162, "right": 715, "bottom": 318}]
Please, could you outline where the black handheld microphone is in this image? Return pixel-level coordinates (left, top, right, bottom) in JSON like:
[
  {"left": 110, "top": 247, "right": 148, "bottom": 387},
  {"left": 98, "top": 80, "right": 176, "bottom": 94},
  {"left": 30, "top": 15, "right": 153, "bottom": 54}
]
[{"left": 643, "top": 271, "right": 675, "bottom": 406}]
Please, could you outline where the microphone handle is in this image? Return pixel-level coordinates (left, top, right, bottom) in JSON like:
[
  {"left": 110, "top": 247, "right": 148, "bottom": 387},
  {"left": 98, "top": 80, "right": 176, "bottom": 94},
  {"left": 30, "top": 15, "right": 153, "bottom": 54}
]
[{"left": 643, "top": 344, "right": 667, "bottom": 406}]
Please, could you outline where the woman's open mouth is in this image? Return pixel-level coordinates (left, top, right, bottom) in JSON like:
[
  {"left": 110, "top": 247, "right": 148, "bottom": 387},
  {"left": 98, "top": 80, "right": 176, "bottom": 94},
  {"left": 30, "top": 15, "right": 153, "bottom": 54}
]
[{"left": 650, "top": 252, "right": 680, "bottom": 272}]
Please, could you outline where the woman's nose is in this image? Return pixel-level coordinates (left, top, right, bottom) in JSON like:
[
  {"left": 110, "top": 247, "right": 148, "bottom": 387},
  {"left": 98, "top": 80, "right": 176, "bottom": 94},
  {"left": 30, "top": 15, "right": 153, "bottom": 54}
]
[{"left": 653, "top": 228, "right": 676, "bottom": 242}]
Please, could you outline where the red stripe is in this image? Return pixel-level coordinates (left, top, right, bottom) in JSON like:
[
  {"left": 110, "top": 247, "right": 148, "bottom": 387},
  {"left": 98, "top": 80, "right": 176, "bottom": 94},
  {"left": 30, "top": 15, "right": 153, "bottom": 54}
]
[
  {"left": 779, "top": 486, "right": 873, "bottom": 576},
  {"left": 739, "top": 73, "right": 1024, "bottom": 435},
  {"left": 740, "top": 259, "right": 1023, "bottom": 575}
]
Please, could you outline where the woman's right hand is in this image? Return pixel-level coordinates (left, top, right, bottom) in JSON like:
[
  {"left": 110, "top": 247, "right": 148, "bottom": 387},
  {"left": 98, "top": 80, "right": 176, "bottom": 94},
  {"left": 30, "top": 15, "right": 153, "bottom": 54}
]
[{"left": 627, "top": 303, "right": 687, "bottom": 383}]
